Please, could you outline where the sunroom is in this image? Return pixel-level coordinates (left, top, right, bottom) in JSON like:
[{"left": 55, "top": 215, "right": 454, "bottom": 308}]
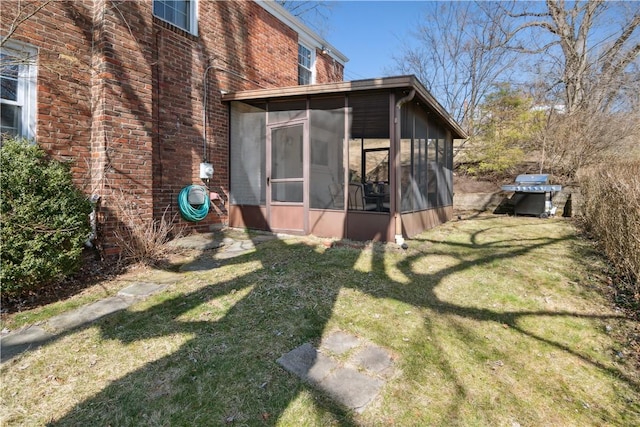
[{"left": 223, "top": 75, "right": 467, "bottom": 243}]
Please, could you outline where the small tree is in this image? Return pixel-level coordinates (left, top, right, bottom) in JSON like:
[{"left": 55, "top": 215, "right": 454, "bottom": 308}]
[
  {"left": 0, "top": 138, "right": 92, "bottom": 296},
  {"left": 391, "top": 2, "right": 518, "bottom": 151},
  {"left": 462, "top": 84, "right": 543, "bottom": 176}
]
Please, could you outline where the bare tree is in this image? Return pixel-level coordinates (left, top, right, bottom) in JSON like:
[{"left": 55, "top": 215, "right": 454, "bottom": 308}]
[
  {"left": 276, "top": 0, "right": 334, "bottom": 36},
  {"left": 494, "top": 0, "right": 640, "bottom": 115},
  {"left": 390, "top": 2, "right": 518, "bottom": 149},
  {"left": 392, "top": 1, "right": 640, "bottom": 178},
  {"left": 493, "top": 0, "right": 640, "bottom": 178}
]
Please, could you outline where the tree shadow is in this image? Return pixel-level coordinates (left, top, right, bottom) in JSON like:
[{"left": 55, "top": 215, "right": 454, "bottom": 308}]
[
  {"left": 45, "top": 220, "right": 637, "bottom": 425},
  {"left": 367, "top": 225, "right": 639, "bottom": 395},
  {"left": 49, "top": 236, "right": 361, "bottom": 426}
]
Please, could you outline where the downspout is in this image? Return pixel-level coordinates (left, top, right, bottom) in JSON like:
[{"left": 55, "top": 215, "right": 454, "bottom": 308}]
[{"left": 393, "top": 89, "right": 415, "bottom": 246}]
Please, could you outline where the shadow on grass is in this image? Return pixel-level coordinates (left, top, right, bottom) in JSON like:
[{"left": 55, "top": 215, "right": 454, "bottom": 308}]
[
  {"left": 47, "top": 219, "right": 637, "bottom": 426},
  {"left": 48, "top": 237, "right": 362, "bottom": 426}
]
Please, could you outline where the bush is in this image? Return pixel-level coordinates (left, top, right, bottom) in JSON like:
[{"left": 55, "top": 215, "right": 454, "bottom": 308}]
[
  {"left": 0, "top": 138, "right": 92, "bottom": 296},
  {"left": 578, "top": 161, "right": 640, "bottom": 307},
  {"left": 111, "top": 190, "right": 184, "bottom": 266}
]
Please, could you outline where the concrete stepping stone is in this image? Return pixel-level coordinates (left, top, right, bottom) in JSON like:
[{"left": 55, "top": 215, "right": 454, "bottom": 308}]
[
  {"left": 118, "top": 282, "right": 167, "bottom": 297},
  {"left": 277, "top": 331, "right": 396, "bottom": 413},
  {"left": 47, "top": 296, "right": 133, "bottom": 332},
  {"left": 213, "top": 240, "right": 257, "bottom": 260},
  {"left": 168, "top": 233, "right": 224, "bottom": 250},
  {"left": 0, "top": 326, "right": 53, "bottom": 363},
  {"left": 276, "top": 343, "right": 336, "bottom": 383},
  {"left": 321, "top": 367, "right": 384, "bottom": 413},
  {"left": 350, "top": 345, "right": 395, "bottom": 378},
  {"left": 179, "top": 256, "right": 220, "bottom": 272},
  {"left": 321, "top": 331, "right": 362, "bottom": 355}
]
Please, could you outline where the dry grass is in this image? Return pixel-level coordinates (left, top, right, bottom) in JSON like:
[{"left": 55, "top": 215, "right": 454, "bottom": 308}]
[
  {"left": 111, "top": 190, "right": 186, "bottom": 266},
  {"left": 578, "top": 161, "right": 640, "bottom": 305},
  {"left": 1, "top": 216, "right": 639, "bottom": 426}
]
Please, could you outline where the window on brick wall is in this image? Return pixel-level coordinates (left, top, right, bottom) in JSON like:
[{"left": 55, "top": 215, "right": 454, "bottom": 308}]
[
  {"left": 298, "top": 43, "right": 314, "bottom": 85},
  {"left": 1, "top": 42, "right": 37, "bottom": 140},
  {"left": 153, "top": 0, "right": 198, "bottom": 35}
]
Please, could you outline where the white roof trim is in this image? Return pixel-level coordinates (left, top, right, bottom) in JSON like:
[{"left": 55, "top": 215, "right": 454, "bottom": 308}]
[{"left": 255, "top": 0, "right": 348, "bottom": 65}]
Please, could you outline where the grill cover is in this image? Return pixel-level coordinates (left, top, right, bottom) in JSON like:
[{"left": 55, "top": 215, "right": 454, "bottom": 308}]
[
  {"left": 501, "top": 174, "right": 562, "bottom": 193},
  {"left": 515, "top": 174, "right": 549, "bottom": 184}
]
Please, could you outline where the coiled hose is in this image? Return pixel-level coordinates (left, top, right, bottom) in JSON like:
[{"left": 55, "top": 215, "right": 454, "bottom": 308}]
[{"left": 178, "top": 185, "right": 210, "bottom": 222}]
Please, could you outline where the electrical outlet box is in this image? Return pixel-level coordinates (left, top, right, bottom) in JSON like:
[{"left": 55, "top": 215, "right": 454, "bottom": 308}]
[{"left": 200, "top": 162, "right": 214, "bottom": 179}]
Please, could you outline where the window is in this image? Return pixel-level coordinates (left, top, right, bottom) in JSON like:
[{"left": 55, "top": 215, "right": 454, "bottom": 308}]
[
  {"left": 298, "top": 44, "right": 313, "bottom": 85},
  {"left": 153, "top": 0, "right": 198, "bottom": 35},
  {"left": 1, "top": 42, "right": 37, "bottom": 140}
]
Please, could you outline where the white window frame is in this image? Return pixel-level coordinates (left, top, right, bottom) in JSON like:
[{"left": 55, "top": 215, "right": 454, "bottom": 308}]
[
  {"left": 1, "top": 40, "right": 37, "bottom": 141},
  {"left": 298, "top": 42, "right": 315, "bottom": 85},
  {"left": 152, "top": 0, "right": 198, "bottom": 36}
]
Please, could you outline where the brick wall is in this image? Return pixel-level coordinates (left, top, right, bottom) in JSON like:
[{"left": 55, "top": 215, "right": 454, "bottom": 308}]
[
  {"left": 316, "top": 49, "right": 345, "bottom": 83},
  {"left": 1, "top": 1, "right": 94, "bottom": 188},
  {"left": 1, "top": 0, "right": 344, "bottom": 257}
]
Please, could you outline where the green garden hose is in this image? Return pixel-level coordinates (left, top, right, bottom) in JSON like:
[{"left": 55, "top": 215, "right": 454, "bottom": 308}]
[{"left": 178, "top": 185, "right": 210, "bottom": 222}]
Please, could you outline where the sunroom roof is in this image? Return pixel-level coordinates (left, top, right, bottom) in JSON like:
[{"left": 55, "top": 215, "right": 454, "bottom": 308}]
[{"left": 221, "top": 75, "right": 468, "bottom": 139}]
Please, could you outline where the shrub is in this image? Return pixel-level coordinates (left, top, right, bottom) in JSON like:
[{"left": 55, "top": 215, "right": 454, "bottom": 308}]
[
  {"left": 578, "top": 161, "right": 640, "bottom": 308},
  {"left": 111, "top": 190, "right": 184, "bottom": 266},
  {"left": 0, "top": 138, "right": 92, "bottom": 296}
]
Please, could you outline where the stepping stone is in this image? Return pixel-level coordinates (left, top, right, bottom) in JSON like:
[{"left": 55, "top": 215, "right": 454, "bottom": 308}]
[
  {"left": 350, "top": 345, "right": 395, "bottom": 378},
  {"left": 47, "top": 296, "right": 135, "bottom": 332},
  {"left": 277, "top": 333, "right": 397, "bottom": 414},
  {"left": 1, "top": 282, "right": 169, "bottom": 363},
  {"left": 321, "top": 367, "right": 384, "bottom": 413},
  {"left": 214, "top": 240, "right": 257, "bottom": 260},
  {"left": 179, "top": 256, "right": 220, "bottom": 272},
  {"left": 321, "top": 331, "right": 361, "bottom": 355},
  {"left": 276, "top": 343, "right": 336, "bottom": 383},
  {"left": 168, "top": 233, "right": 224, "bottom": 250},
  {"left": 118, "top": 282, "right": 167, "bottom": 297}
]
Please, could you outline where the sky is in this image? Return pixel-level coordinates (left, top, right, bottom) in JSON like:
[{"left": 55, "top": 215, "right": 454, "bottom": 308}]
[{"left": 318, "top": 1, "right": 431, "bottom": 81}]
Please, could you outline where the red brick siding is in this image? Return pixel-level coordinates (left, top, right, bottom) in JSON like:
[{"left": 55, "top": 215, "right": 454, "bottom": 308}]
[
  {"left": 316, "top": 49, "right": 345, "bottom": 83},
  {"left": 1, "top": 1, "right": 94, "bottom": 188},
  {"left": 1, "top": 0, "right": 344, "bottom": 257}
]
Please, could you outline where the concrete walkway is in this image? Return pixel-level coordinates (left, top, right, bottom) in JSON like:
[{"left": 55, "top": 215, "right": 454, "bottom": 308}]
[
  {"left": 1, "top": 282, "right": 168, "bottom": 363},
  {"left": 1, "top": 231, "right": 276, "bottom": 363}
]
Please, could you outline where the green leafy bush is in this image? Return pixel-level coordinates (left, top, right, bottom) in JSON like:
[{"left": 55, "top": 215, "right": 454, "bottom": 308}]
[{"left": 0, "top": 138, "right": 92, "bottom": 296}]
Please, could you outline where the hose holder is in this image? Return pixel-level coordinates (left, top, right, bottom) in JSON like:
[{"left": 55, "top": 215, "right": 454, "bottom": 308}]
[{"left": 178, "top": 185, "right": 210, "bottom": 222}]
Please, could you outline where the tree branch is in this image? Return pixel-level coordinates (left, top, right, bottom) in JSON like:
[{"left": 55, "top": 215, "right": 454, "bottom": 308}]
[{"left": 1, "top": 1, "right": 52, "bottom": 48}]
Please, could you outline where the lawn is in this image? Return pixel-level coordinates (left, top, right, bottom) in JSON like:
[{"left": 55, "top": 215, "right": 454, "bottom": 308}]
[{"left": 1, "top": 215, "right": 638, "bottom": 426}]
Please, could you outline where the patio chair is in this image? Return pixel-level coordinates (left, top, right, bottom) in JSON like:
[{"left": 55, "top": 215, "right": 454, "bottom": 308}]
[
  {"left": 348, "top": 183, "right": 378, "bottom": 211},
  {"left": 328, "top": 183, "right": 344, "bottom": 209},
  {"left": 380, "top": 183, "right": 390, "bottom": 211}
]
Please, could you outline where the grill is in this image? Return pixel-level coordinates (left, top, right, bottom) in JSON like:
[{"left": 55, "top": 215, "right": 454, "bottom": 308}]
[{"left": 501, "top": 174, "right": 562, "bottom": 217}]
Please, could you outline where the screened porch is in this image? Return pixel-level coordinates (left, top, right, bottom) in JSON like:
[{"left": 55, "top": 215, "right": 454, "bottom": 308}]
[{"left": 224, "top": 76, "right": 467, "bottom": 243}]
